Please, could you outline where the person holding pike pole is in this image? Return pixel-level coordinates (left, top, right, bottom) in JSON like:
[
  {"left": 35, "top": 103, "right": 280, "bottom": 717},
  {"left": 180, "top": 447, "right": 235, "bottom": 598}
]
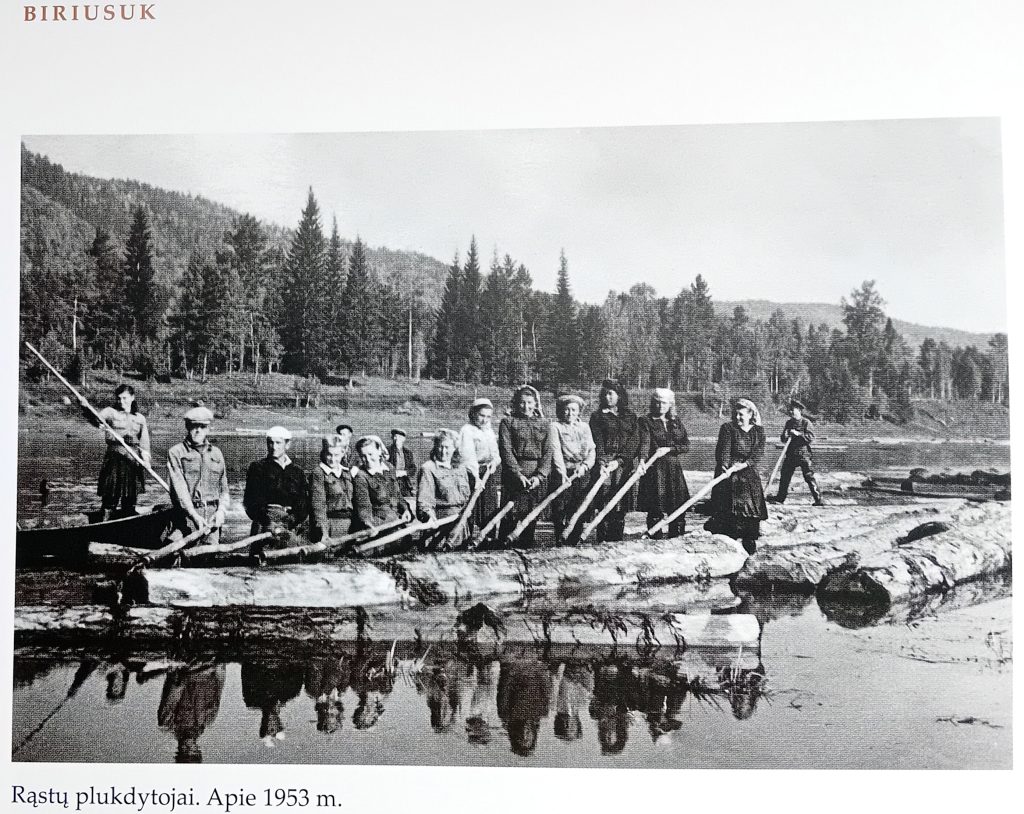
[
  {"left": 498, "top": 385, "right": 554, "bottom": 548},
  {"left": 709, "top": 398, "right": 769, "bottom": 555},
  {"left": 549, "top": 394, "right": 596, "bottom": 541},
  {"left": 771, "top": 398, "right": 825, "bottom": 506},
  {"left": 166, "top": 406, "right": 230, "bottom": 545},
  {"left": 587, "top": 379, "right": 639, "bottom": 542},
  {"left": 636, "top": 388, "right": 691, "bottom": 538}
]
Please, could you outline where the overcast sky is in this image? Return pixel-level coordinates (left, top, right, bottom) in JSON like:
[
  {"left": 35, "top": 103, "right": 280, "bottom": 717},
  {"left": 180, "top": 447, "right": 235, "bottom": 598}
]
[{"left": 23, "top": 118, "right": 1005, "bottom": 333}]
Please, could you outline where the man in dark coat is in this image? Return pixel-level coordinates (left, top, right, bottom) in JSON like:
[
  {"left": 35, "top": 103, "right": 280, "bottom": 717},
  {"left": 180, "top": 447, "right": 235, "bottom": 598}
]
[
  {"left": 774, "top": 399, "right": 824, "bottom": 506},
  {"left": 243, "top": 426, "right": 309, "bottom": 536},
  {"left": 388, "top": 428, "right": 417, "bottom": 499}
]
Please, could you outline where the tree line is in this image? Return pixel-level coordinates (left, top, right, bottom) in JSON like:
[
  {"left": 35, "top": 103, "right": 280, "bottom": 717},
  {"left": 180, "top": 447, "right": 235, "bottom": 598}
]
[{"left": 20, "top": 188, "right": 1009, "bottom": 423}]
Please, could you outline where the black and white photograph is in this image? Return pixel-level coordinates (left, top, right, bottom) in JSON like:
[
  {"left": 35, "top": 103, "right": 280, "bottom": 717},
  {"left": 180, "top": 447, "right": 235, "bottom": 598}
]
[{"left": 11, "top": 120, "right": 1011, "bottom": 770}]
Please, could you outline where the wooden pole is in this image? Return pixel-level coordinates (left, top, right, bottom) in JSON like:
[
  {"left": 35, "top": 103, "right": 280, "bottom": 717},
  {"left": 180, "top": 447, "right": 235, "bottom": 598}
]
[
  {"left": 352, "top": 515, "right": 454, "bottom": 556},
  {"left": 128, "top": 524, "right": 213, "bottom": 572},
  {"left": 472, "top": 500, "right": 516, "bottom": 547},
  {"left": 560, "top": 460, "right": 618, "bottom": 542},
  {"left": 178, "top": 530, "right": 275, "bottom": 563},
  {"left": 579, "top": 447, "right": 671, "bottom": 543},
  {"left": 24, "top": 341, "right": 172, "bottom": 493},
  {"left": 765, "top": 437, "right": 791, "bottom": 494},
  {"left": 506, "top": 467, "right": 586, "bottom": 546},
  {"left": 259, "top": 516, "right": 407, "bottom": 564},
  {"left": 444, "top": 460, "right": 499, "bottom": 549},
  {"left": 644, "top": 469, "right": 733, "bottom": 538}
]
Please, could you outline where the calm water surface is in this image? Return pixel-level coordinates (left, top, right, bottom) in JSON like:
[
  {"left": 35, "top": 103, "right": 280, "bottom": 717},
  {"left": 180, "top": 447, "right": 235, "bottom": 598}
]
[{"left": 13, "top": 583, "right": 1011, "bottom": 768}]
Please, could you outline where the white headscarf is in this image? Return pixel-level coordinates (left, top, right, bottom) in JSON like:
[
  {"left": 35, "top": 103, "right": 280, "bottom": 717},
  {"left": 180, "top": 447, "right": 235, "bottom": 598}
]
[{"left": 733, "top": 398, "right": 762, "bottom": 426}]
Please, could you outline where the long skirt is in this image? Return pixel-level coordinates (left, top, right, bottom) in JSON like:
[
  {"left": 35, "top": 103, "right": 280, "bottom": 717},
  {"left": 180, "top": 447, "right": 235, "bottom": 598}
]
[
  {"left": 710, "top": 467, "right": 768, "bottom": 541},
  {"left": 592, "top": 461, "right": 633, "bottom": 543},
  {"left": 550, "top": 467, "right": 592, "bottom": 542},
  {"left": 97, "top": 448, "right": 145, "bottom": 510},
  {"left": 638, "top": 453, "right": 690, "bottom": 537}
]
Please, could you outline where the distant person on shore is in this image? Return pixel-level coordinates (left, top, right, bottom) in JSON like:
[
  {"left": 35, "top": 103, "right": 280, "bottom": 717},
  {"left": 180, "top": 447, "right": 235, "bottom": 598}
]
[
  {"left": 457, "top": 397, "right": 501, "bottom": 524},
  {"left": 388, "top": 428, "right": 417, "bottom": 499},
  {"left": 498, "top": 385, "right": 553, "bottom": 548},
  {"left": 334, "top": 424, "right": 356, "bottom": 471},
  {"left": 166, "top": 406, "right": 230, "bottom": 545},
  {"left": 80, "top": 383, "right": 152, "bottom": 520},
  {"left": 243, "top": 426, "right": 308, "bottom": 537},
  {"left": 307, "top": 434, "right": 354, "bottom": 543},
  {"left": 549, "top": 394, "right": 596, "bottom": 541},
  {"left": 350, "top": 435, "right": 411, "bottom": 533},
  {"left": 417, "top": 428, "right": 475, "bottom": 547},
  {"left": 588, "top": 379, "right": 639, "bottom": 542},
  {"left": 772, "top": 398, "right": 824, "bottom": 506},
  {"left": 710, "top": 399, "right": 768, "bottom": 555},
  {"left": 637, "top": 388, "right": 691, "bottom": 538}
]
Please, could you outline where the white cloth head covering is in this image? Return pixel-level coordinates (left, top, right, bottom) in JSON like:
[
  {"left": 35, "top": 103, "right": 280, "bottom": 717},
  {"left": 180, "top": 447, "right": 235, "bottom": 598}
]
[
  {"left": 733, "top": 398, "right": 762, "bottom": 426},
  {"left": 266, "top": 425, "right": 292, "bottom": 440}
]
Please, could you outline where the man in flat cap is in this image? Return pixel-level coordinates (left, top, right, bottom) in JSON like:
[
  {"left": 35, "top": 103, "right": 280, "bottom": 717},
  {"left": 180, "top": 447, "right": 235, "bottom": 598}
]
[
  {"left": 774, "top": 399, "right": 824, "bottom": 506},
  {"left": 243, "top": 426, "right": 309, "bottom": 536},
  {"left": 166, "top": 406, "right": 231, "bottom": 545},
  {"left": 388, "top": 428, "right": 417, "bottom": 499}
]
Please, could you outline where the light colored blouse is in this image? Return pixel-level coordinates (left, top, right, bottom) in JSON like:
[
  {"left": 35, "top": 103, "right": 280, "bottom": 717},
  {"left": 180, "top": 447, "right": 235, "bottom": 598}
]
[
  {"left": 550, "top": 420, "right": 596, "bottom": 477},
  {"left": 97, "top": 407, "right": 151, "bottom": 457},
  {"left": 457, "top": 423, "right": 499, "bottom": 470}
]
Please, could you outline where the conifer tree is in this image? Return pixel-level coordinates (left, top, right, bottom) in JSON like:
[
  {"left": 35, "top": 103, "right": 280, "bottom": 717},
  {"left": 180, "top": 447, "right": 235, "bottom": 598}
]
[
  {"left": 86, "top": 227, "right": 126, "bottom": 364},
  {"left": 123, "top": 207, "right": 161, "bottom": 340},
  {"left": 279, "top": 189, "right": 327, "bottom": 375},
  {"left": 342, "top": 237, "right": 379, "bottom": 377},
  {"left": 541, "top": 250, "right": 580, "bottom": 388},
  {"left": 457, "top": 237, "right": 483, "bottom": 381},
  {"left": 323, "top": 217, "right": 347, "bottom": 371},
  {"left": 429, "top": 252, "right": 462, "bottom": 380}
]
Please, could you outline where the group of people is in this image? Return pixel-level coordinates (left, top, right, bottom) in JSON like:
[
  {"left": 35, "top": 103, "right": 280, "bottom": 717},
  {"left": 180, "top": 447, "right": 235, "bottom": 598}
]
[{"left": 85, "top": 380, "right": 825, "bottom": 555}]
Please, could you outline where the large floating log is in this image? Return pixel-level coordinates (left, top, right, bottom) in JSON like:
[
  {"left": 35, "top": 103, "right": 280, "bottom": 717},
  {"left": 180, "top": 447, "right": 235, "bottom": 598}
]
[
  {"left": 14, "top": 603, "right": 760, "bottom": 652},
  {"left": 734, "top": 499, "right": 1005, "bottom": 591},
  {"left": 817, "top": 509, "right": 1012, "bottom": 603},
  {"left": 137, "top": 536, "right": 748, "bottom": 608}
]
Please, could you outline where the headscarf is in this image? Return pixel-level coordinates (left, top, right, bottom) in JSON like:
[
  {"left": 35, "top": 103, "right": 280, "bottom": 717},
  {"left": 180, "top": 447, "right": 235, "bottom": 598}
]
[
  {"left": 733, "top": 398, "right": 762, "bottom": 426},
  {"left": 469, "top": 397, "right": 493, "bottom": 419},
  {"left": 555, "top": 394, "right": 585, "bottom": 421},
  {"left": 354, "top": 435, "right": 390, "bottom": 471},
  {"left": 511, "top": 385, "right": 544, "bottom": 418}
]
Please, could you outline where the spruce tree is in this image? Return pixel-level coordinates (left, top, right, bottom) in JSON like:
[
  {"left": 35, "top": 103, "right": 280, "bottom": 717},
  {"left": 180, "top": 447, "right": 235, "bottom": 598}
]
[
  {"left": 542, "top": 250, "right": 580, "bottom": 388},
  {"left": 323, "top": 217, "right": 347, "bottom": 372},
  {"left": 458, "top": 237, "right": 483, "bottom": 380},
  {"left": 279, "top": 189, "right": 327, "bottom": 375},
  {"left": 86, "top": 227, "right": 126, "bottom": 364},
  {"left": 342, "top": 237, "right": 379, "bottom": 378},
  {"left": 123, "top": 207, "right": 161, "bottom": 340},
  {"left": 429, "top": 252, "right": 461, "bottom": 380}
]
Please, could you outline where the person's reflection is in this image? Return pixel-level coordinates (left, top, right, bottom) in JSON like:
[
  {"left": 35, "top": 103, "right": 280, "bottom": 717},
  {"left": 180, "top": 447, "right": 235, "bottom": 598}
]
[
  {"left": 553, "top": 662, "right": 594, "bottom": 742},
  {"left": 304, "top": 654, "right": 352, "bottom": 734},
  {"left": 497, "top": 657, "right": 553, "bottom": 757},
  {"left": 589, "top": 662, "right": 629, "bottom": 755},
  {"left": 718, "top": 662, "right": 767, "bottom": 720},
  {"left": 349, "top": 646, "right": 393, "bottom": 731},
  {"left": 241, "top": 658, "right": 304, "bottom": 747},
  {"left": 465, "top": 656, "right": 500, "bottom": 745},
  {"left": 157, "top": 664, "right": 226, "bottom": 763},
  {"left": 423, "top": 659, "right": 465, "bottom": 733}
]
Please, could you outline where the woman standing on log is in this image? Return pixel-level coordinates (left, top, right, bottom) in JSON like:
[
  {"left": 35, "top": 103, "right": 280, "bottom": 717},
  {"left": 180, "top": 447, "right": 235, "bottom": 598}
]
[
  {"left": 417, "top": 428, "right": 475, "bottom": 547},
  {"left": 711, "top": 398, "right": 769, "bottom": 555},
  {"left": 588, "top": 379, "right": 639, "bottom": 542},
  {"left": 550, "top": 394, "right": 596, "bottom": 541},
  {"left": 307, "top": 435, "right": 354, "bottom": 543},
  {"left": 350, "top": 436, "right": 411, "bottom": 533},
  {"left": 637, "top": 388, "right": 691, "bottom": 538},
  {"left": 457, "top": 397, "right": 501, "bottom": 523},
  {"left": 498, "top": 385, "right": 554, "bottom": 547},
  {"left": 80, "top": 384, "right": 152, "bottom": 520}
]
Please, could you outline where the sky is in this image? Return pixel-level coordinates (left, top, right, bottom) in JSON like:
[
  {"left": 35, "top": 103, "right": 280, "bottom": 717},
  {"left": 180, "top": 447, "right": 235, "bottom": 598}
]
[{"left": 23, "top": 119, "right": 1006, "bottom": 333}]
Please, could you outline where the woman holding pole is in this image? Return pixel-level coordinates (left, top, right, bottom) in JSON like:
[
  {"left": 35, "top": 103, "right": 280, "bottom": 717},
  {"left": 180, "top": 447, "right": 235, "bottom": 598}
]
[
  {"left": 80, "top": 384, "right": 152, "bottom": 520},
  {"left": 498, "top": 385, "right": 553, "bottom": 548},
  {"left": 549, "top": 394, "right": 595, "bottom": 541},
  {"left": 637, "top": 388, "right": 691, "bottom": 538},
  {"left": 588, "top": 379, "right": 639, "bottom": 542},
  {"left": 307, "top": 434, "right": 354, "bottom": 543},
  {"left": 710, "top": 398, "right": 769, "bottom": 555},
  {"left": 457, "top": 397, "right": 501, "bottom": 524},
  {"left": 417, "top": 429, "right": 475, "bottom": 547},
  {"left": 350, "top": 435, "right": 412, "bottom": 533}
]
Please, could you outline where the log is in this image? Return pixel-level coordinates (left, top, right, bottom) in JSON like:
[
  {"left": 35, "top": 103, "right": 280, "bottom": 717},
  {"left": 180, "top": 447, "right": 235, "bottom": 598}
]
[
  {"left": 14, "top": 603, "right": 760, "bottom": 651},
  {"left": 136, "top": 535, "right": 748, "bottom": 608},
  {"left": 817, "top": 509, "right": 1012, "bottom": 603},
  {"left": 259, "top": 516, "right": 407, "bottom": 564},
  {"left": 734, "top": 499, "right": 1006, "bottom": 591},
  {"left": 87, "top": 542, "right": 151, "bottom": 568}
]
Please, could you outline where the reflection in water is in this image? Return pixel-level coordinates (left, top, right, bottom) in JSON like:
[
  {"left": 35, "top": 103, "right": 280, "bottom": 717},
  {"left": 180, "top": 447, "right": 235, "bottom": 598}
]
[
  {"left": 497, "top": 658, "right": 554, "bottom": 756},
  {"left": 157, "top": 665, "right": 226, "bottom": 763},
  {"left": 241, "top": 658, "right": 303, "bottom": 746},
  {"left": 304, "top": 654, "right": 352, "bottom": 734}
]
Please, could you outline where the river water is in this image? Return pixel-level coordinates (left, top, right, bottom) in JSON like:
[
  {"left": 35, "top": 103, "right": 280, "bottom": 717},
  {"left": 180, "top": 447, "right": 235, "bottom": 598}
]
[{"left": 12, "top": 580, "right": 1012, "bottom": 768}]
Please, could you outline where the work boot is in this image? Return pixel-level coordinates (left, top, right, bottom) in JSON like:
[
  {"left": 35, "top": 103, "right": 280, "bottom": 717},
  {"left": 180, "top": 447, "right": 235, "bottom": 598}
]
[
  {"left": 742, "top": 538, "right": 757, "bottom": 556},
  {"left": 809, "top": 478, "right": 825, "bottom": 506}
]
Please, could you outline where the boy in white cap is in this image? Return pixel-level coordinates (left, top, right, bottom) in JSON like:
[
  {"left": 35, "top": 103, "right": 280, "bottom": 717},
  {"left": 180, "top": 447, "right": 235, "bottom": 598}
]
[
  {"left": 243, "top": 426, "right": 309, "bottom": 536},
  {"left": 166, "top": 406, "right": 230, "bottom": 545}
]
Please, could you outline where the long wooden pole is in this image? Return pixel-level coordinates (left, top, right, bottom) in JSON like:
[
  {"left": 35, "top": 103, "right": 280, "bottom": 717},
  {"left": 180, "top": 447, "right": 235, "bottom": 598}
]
[
  {"left": 644, "top": 469, "right": 733, "bottom": 538},
  {"left": 472, "top": 500, "right": 516, "bottom": 547},
  {"left": 128, "top": 524, "right": 213, "bottom": 572},
  {"left": 260, "top": 516, "right": 408, "bottom": 563},
  {"left": 178, "top": 530, "right": 276, "bottom": 562},
  {"left": 560, "top": 460, "right": 618, "bottom": 542},
  {"left": 579, "top": 447, "right": 671, "bottom": 543},
  {"left": 765, "top": 437, "right": 791, "bottom": 494},
  {"left": 443, "top": 460, "right": 500, "bottom": 548},
  {"left": 24, "top": 340, "right": 172, "bottom": 493},
  {"left": 353, "top": 515, "right": 452, "bottom": 556},
  {"left": 506, "top": 467, "right": 586, "bottom": 546}
]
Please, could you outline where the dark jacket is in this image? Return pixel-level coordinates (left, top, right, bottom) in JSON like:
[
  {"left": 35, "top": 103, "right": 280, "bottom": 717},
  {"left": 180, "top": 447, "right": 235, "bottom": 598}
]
[
  {"left": 590, "top": 408, "right": 640, "bottom": 469},
  {"left": 243, "top": 457, "right": 309, "bottom": 527},
  {"left": 308, "top": 466, "right": 354, "bottom": 542},
  {"left": 781, "top": 417, "right": 815, "bottom": 454},
  {"left": 713, "top": 422, "right": 768, "bottom": 521},
  {"left": 637, "top": 414, "right": 691, "bottom": 514},
  {"left": 351, "top": 468, "right": 404, "bottom": 531}
]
